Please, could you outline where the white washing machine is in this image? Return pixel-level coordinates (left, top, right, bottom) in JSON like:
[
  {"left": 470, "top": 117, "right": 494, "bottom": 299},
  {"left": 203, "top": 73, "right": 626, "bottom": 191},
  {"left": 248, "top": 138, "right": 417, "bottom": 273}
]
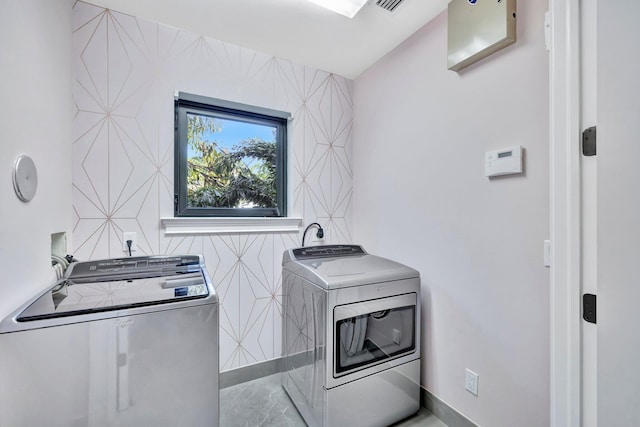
[
  {"left": 282, "top": 245, "right": 420, "bottom": 427},
  {"left": 0, "top": 255, "right": 219, "bottom": 427}
]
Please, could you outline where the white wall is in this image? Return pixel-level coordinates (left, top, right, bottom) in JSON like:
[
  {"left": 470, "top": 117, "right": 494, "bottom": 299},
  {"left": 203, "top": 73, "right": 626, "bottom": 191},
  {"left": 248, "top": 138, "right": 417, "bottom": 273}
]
[
  {"left": 353, "top": 3, "right": 549, "bottom": 426},
  {"left": 72, "top": 1, "right": 353, "bottom": 371},
  {"left": 0, "top": 0, "right": 73, "bottom": 319}
]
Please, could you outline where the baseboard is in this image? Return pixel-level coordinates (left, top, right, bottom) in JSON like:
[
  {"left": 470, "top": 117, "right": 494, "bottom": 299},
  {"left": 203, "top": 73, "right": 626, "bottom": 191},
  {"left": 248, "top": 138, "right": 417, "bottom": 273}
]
[
  {"left": 221, "top": 357, "right": 478, "bottom": 427},
  {"left": 420, "top": 387, "right": 478, "bottom": 427},
  {"left": 219, "top": 357, "right": 282, "bottom": 389}
]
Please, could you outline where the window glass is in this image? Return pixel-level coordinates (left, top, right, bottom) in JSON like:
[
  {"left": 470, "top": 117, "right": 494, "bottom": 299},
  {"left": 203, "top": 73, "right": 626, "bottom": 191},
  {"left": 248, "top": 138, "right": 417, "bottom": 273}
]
[{"left": 335, "top": 305, "right": 415, "bottom": 376}]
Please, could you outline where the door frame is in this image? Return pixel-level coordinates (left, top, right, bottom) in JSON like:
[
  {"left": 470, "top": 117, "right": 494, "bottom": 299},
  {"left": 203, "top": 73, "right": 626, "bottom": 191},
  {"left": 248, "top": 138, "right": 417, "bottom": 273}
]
[{"left": 549, "top": 0, "right": 582, "bottom": 426}]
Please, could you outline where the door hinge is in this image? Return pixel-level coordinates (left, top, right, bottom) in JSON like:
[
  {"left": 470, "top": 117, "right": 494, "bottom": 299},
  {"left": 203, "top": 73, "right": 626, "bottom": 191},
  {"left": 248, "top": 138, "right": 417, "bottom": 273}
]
[
  {"left": 583, "top": 293, "right": 597, "bottom": 324},
  {"left": 582, "top": 126, "right": 596, "bottom": 156}
]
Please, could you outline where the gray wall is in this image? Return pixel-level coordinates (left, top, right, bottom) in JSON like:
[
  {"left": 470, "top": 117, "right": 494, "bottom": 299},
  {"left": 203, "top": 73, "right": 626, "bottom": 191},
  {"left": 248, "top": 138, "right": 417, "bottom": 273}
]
[
  {"left": 352, "top": 3, "right": 550, "bottom": 426},
  {"left": 0, "top": 0, "right": 73, "bottom": 319}
]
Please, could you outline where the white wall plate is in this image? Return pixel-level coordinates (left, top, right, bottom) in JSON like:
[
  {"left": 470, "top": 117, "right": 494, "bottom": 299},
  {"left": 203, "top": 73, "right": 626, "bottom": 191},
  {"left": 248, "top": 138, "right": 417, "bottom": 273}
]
[{"left": 13, "top": 155, "right": 38, "bottom": 202}]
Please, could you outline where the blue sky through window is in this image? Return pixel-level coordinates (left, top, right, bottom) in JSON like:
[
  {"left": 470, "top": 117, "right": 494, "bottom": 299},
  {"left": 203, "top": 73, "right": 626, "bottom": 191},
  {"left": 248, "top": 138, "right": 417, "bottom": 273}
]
[
  {"left": 187, "top": 115, "right": 275, "bottom": 158},
  {"left": 212, "top": 118, "right": 275, "bottom": 150}
]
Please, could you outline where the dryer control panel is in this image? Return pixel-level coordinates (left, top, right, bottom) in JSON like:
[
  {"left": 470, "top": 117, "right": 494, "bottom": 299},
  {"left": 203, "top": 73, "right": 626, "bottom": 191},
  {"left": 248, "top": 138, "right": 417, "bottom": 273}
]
[{"left": 293, "top": 245, "right": 365, "bottom": 260}]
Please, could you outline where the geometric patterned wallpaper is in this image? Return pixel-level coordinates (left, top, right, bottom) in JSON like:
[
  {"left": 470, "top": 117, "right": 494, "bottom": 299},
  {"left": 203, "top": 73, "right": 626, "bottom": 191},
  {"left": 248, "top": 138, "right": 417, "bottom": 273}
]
[{"left": 72, "top": 1, "right": 353, "bottom": 371}]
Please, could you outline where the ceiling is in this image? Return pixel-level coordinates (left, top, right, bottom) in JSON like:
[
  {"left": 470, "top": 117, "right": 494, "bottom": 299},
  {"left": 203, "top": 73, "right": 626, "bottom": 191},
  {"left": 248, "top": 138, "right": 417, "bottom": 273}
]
[{"left": 85, "top": 0, "right": 448, "bottom": 79}]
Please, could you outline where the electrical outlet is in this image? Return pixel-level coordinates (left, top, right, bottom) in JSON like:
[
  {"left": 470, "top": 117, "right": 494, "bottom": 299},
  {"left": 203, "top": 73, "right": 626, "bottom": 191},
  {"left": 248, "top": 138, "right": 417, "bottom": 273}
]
[
  {"left": 123, "top": 232, "right": 137, "bottom": 254},
  {"left": 465, "top": 369, "right": 479, "bottom": 396}
]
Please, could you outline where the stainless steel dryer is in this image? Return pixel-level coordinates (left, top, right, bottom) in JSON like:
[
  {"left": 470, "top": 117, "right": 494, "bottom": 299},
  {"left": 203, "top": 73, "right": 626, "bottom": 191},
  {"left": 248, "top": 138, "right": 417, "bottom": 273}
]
[
  {"left": 0, "top": 255, "right": 219, "bottom": 427},
  {"left": 282, "top": 245, "right": 420, "bottom": 427}
]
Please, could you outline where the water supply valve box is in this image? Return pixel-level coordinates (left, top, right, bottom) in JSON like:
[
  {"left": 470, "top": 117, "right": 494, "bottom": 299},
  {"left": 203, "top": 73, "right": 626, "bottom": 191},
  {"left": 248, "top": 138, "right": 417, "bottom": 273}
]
[{"left": 448, "top": 0, "right": 516, "bottom": 72}]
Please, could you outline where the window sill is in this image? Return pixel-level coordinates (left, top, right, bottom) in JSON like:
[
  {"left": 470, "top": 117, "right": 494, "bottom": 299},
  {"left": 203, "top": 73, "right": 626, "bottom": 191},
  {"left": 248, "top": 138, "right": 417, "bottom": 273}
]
[{"left": 161, "top": 217, "right": 302, "bottom": 235}]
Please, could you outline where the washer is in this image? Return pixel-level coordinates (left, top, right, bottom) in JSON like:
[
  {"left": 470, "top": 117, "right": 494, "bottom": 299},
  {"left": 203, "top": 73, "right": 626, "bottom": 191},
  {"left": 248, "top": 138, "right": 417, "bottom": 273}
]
[
  {"left": 282, "top": 245, "right": 420, "bottom": 427},
  {"left": 0, "top": 255, "right": 219, "bottom": 427}
]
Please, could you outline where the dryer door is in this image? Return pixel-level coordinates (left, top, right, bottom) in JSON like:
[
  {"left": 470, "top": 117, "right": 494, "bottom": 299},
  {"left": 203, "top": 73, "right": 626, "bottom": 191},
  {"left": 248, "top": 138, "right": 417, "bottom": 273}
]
[{"left": 333, "top": 293, "right": 416, "bottom": 378}]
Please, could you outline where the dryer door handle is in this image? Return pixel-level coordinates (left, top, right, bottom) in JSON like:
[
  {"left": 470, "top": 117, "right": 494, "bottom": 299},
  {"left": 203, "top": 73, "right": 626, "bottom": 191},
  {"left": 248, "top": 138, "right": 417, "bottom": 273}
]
[{"left": 334, "top": 293, "right": 416, "bottom": 322}]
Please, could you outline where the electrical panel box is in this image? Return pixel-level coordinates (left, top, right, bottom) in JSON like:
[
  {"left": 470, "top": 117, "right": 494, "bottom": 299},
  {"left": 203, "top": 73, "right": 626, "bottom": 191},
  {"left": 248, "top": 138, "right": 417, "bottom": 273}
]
[
  {"left": 448, "top": 0, "right": 516, "bottom": 72},
  {"left": 485, "top": 145, "right": 522, "bottom": 177}
]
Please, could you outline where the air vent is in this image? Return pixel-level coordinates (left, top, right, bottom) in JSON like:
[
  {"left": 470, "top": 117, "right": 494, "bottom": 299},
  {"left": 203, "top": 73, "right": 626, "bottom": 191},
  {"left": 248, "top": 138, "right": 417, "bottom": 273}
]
[{"left": 375, "top": 0, "right": 405, "bottom": 12}]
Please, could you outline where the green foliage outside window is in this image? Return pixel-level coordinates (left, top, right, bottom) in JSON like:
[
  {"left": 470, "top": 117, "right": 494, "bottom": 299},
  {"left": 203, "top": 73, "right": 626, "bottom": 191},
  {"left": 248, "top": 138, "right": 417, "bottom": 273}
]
[{"left": 186, "top": 114, "right": 277, "bottom": 209}]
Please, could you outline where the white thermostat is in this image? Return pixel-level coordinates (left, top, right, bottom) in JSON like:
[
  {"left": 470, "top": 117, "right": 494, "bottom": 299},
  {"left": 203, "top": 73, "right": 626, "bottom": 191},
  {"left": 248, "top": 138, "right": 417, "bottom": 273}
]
[{"left": 485, "top": 145, "right": 522, "bottom": 177}]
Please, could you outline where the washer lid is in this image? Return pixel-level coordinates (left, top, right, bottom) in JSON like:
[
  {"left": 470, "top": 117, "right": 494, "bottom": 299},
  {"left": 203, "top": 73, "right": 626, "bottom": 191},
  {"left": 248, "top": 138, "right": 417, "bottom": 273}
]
[
  {"left": 16, "top": 272, "right": 210, "bottom": 322},
  {"left": 284, "top": 246, "right": 419, "bottom": 289}
]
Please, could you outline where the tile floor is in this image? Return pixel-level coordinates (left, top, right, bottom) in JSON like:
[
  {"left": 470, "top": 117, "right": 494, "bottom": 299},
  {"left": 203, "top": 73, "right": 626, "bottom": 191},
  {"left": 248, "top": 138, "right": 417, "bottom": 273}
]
[{"left": 220, "top": 373, "right": 448, "bottom": 427}]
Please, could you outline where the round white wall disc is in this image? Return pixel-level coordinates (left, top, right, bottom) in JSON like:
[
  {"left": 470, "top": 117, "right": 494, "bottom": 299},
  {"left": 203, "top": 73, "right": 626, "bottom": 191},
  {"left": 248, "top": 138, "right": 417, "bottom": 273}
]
[{"left": 13, "top": 155, "right": 38, "bottom": 202}]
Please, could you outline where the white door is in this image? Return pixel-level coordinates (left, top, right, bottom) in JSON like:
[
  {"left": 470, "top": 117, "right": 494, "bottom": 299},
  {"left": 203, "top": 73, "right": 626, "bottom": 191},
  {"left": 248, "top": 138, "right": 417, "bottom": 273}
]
[{"left": 596, "top": 1, "right": 640, "bottom": 425}]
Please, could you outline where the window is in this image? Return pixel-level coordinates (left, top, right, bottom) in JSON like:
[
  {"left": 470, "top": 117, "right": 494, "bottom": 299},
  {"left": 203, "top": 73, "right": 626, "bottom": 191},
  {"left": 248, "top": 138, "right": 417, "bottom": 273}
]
[{"left": 174, "top": 93, "right": 289, "bottom": 217}]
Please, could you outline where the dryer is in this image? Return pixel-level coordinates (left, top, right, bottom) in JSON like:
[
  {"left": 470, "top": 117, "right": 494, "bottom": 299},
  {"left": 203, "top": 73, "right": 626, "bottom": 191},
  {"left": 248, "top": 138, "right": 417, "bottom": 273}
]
[{"left": 282, "top": 245, "right": 420, "bottom": 427}]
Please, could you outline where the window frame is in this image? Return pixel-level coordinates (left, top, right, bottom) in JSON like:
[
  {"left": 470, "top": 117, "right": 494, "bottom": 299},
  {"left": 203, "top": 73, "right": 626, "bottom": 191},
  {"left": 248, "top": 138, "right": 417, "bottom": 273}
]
[{"left": 174, "top": 92, "right": 289, "bottom": 218}]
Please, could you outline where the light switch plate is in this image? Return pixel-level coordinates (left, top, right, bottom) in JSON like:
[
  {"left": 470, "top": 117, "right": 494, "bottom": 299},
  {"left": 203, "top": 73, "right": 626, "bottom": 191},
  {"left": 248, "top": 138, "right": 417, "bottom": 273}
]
[{"left": 544, "top": 240, "right": 551, "bottom": 267}]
